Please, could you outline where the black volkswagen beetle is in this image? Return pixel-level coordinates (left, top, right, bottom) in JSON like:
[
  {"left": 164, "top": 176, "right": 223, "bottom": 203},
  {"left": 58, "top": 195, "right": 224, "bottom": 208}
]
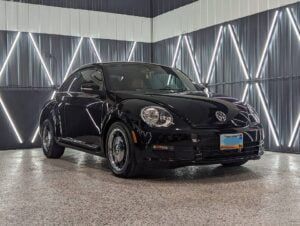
[{"left": 39, "top": 62, "right": 264, "bottom": 177}]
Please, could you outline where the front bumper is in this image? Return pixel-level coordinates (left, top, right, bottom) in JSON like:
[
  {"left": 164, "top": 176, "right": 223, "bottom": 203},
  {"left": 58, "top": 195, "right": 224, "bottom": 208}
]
[{"left": 134, "top": 126, "right": 264, "bottom": 168}]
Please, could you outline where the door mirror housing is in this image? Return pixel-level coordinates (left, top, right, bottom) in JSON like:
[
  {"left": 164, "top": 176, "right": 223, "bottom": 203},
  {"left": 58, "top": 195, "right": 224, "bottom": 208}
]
[{"left": 81, "top": 83, "right": 105, "bottom": 97}]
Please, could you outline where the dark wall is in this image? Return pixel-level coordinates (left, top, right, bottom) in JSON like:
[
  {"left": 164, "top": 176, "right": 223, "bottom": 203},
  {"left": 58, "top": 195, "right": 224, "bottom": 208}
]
[
  {"left": 4, "top": 0, "right": 152, "bottom": 17},
  {"left": 0, "top": 32, "right": 151, "bottom": 87},
  {"left": 4, "top": 0, "right": 196, "bottom": 17},
  {"left": 0, "top": 89, "right": 52, "bottom": 149},
  {"left": 152, "top": 2, "right": 300, "bottom": 153},
  {"left": 151, "top": 0, "right": 197, "bottom": 17},
  {"left": 0, "top": 31, "right": 151, "bottom": 149}
]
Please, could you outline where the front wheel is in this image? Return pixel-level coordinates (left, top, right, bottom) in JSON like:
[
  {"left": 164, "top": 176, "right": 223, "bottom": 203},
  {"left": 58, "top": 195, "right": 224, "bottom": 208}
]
[
  {"left": 221, "top": 160, "right": 248, "bottom": 167},
  {"left": 106, "top": 122, "right": 140, "bottom": 178},
  {"left": 41, "top": 119, "right": 65, "bottom": 159}
]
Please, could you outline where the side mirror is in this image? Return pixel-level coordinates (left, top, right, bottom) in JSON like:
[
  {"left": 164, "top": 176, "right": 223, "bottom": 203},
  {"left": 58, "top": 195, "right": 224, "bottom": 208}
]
[{"left": 81, "top": 83, "right": 101, "bottom": 95}]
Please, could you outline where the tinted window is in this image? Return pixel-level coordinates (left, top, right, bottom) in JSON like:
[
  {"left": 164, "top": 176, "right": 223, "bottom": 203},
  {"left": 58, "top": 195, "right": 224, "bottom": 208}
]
[
  {"left": 81, "top": 69, "right": 104, "bottom": 91},
  {"left": 64, "top": 68, "right": 104, "bottom": 92},
  {"left": 106, "top": 64, "right": 196, "bottom": 92},
  {"left": 59, "top": 74, "right": 77, "bottom": 92}
]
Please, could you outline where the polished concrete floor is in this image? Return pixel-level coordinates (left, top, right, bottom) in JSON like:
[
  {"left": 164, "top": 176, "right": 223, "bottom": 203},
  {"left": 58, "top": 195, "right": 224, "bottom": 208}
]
[{"left": 0, "top": 149, "right": 300, "bottom": 225}]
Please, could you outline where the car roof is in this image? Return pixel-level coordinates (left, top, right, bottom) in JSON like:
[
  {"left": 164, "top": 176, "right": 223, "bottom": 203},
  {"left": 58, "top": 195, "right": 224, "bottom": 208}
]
[{"left": 74, "top": 62, "right": 172, "bottom": 71}]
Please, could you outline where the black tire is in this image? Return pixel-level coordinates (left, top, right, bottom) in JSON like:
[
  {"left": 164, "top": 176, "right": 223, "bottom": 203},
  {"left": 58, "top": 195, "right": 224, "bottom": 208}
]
[
  {"left": 221, "top": 160, "right": 248, "bottom": 167},
  {"left": 41, "top": 119, "right": 65, "bottom": 159},
  {"left": 106, "top": 122, "right": 140, "bottom": 178}
]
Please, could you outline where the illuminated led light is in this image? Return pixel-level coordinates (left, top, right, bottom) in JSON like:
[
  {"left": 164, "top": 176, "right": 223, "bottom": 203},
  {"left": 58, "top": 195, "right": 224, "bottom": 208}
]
[
  {"left": 242, "top": 83, "right": 250, "bottom": 102},
  {"left": 127, "top": 41, "right": 137, "bottom": 62},
  {"left": 31, "top": 126, "right": 40, "bottom": 144},
  {"left": 172, "top": 36, "right": 182, "bottom": 67},
  {"left": 31, "top": 91, "right": 57, "bottom": 143},
  {"left": 89, "top": 38, "right": 102, "bottom": 63},
  {"left": 288, "top": 114, "right": 300, "bottom": 148},
  {"left": 287, "top": 8, "right": 300, "bottom": 42},
  {"left": 255, "top": 83, "right": 280, "bottom": 146},
  {"left": 228, "top": 24, "right": 250, "bottom": 80},
  {"left": 29, "top": 33, "right": 54, "bottom": 86},
  {"left": 0, "top": 32, "right": 21, "bottom": 80},
  {"left": 168, "top": 35, "right": 183, "bottom": 84},
  {"left": 63, "top": 37, "right": 84, "bottom": 82},
  {"left": 206, "top": 26, "right": 224, "bottom": 84},
  {"left": 50, "top": 91, "right": 57, "bottom": 100},
  {"left": 184, "top": 35, "right": 201, "bottom": 83},
  {"left": 255, "top": 11, "right": 279, "bottom": 78},
  {"left": 0, "top": 96, "right": 23, "bottom": 143}
]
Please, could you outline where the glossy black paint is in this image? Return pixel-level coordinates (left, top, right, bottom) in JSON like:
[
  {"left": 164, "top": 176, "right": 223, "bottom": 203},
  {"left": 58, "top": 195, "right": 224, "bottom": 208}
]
[{"left": 39, "top": 62, "right": 264, "bottom": 168}]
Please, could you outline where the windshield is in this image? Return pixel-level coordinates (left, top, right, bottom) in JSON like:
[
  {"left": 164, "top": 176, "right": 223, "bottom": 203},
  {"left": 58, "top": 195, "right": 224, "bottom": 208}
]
[{"left": 105, "top": 64, "right": 197, "bottom": 93}]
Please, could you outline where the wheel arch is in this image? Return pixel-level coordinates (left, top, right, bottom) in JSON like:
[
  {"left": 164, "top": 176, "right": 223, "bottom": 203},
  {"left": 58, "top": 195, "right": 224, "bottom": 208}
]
[{"left": 39, "top": 100, "right": 61, "bottom": 138}]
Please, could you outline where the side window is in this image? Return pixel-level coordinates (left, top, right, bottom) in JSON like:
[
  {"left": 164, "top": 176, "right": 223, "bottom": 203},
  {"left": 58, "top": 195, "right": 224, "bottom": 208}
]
[
  {"left": 59, "top": 74, "right": 77, "bottom": 92},
  {"left": 81, "top": 68, "right": 104, "bottom": 91},
  {"left": 60, "top": 68, "right": 104, "bottom": 93},
  {"left": 67, "top": 72, "right": 85, "bottom": 92}
]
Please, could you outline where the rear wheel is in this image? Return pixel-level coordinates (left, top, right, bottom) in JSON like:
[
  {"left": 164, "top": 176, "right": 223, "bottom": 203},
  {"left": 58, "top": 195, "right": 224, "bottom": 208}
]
[
  {"left": 41, "top": 119, "right": 65, "bottom": 159},
  {"left": 221, "top": 160, "right": 248, "bottom": 167},
  {"left": 106, "top": 122, "right": 139, "bottom": 178}
]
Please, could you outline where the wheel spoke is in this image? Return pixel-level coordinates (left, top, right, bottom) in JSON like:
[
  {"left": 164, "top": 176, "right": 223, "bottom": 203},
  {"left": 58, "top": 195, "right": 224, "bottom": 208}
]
[{"left": 107, "top": 128, "right": 129, "bottom": 172}]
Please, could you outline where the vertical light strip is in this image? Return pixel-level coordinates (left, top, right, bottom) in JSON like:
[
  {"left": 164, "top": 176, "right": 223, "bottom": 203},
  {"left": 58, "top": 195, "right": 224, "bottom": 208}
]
[
  {"left": 168, "top": 35, "right": 183, "bottom": 85},
  {"left": 228, "top": 24, "right": 250, "bottom": 80},
  {"left": 0, "top": 32, "right": 21, "bottom": 79},
  {"left": 286, "top": 7, "right": 300, "bottom": 148},
  {"left": 255, "top": 10, "right": 279, "bottom": 78},
  {"left": 255, "top": 83, "right": 280, "bottom": 146},
  {"left": 288, "top": 114, "right": 300, "bottom": 147},
  {"left": 89, "top": 38, "right": 102, "bottom": 63},
  {"left": 171, "top": 35, "right": 183, "bottom": 67},
  {"left": 63, "top": 37, "right": 84, "bottom": 82},
  {"left": 206, "top": 26, "right": 224, "bottom": 84},
  {"left": 241, "top": 83, "right": 250, "bottom": 102},
  {"left": 287, "top": 8, "right": 300, "bottom": 42},
  {"left": 31, "top": 91, "right": 57, "bottom": 143},
  {"left": 184, "top": 35, "right": 201, "bottom": 83},
  {"left": 127, "top": 41, "right": 137, "bottom": 62},
  {"left": 0, "top": 96, "right": 23, "bottom": 143},
  {"left": 29, "top": 33, "right": 54, "bottom": 86}
]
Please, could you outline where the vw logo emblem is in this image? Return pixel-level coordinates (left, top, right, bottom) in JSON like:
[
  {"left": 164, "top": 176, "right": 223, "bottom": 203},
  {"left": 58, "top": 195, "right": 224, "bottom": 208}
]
[{"left": 215, "top": 111, "right": 227, "bottom": 122}]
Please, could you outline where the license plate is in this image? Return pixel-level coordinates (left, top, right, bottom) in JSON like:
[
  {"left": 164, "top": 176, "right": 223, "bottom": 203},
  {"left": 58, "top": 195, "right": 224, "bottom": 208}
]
[{"left": 220, "top": 133, "right": 243, "bottom": 151}]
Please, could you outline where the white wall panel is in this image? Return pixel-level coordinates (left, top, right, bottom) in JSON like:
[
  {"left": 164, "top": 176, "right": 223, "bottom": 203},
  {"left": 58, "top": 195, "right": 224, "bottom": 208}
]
[
  {"left": 60, "top": 7, "right": 71, "bottom": 36},
  {"left": 0, "top": 0, "right": 297, "bottom": 43},
  {"left": 5, "top": 1, "right": 18, "bottom": 31},
  {"left": 28, "top": 4, "right": 40, "bottom": 33},
  {"left": 17, "top": 2, "right": 29, "bottom": 32},
  {"left": 0, "top": 1, "right": 151, "bottom": 43},
  {"left": 153, "top": 0, "right": 299, "bottom": 42}
]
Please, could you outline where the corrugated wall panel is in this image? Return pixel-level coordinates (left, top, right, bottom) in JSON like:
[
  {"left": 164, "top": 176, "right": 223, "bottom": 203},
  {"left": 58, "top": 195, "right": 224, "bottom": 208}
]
[{"left": 152, "top": 2, "right": 300, "bottom": 153}]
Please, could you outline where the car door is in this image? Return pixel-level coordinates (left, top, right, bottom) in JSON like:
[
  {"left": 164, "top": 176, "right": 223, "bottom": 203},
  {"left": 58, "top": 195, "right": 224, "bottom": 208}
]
[{"left": 62, "top": 67, "right": 105, "bottom": 149}]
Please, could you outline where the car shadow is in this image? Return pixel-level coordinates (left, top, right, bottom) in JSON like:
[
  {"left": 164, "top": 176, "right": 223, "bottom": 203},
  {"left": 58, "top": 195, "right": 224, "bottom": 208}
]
[
  {"left": 59, "top": 149, "right": 262, "bottom": 183},
  {"left": 137, "top": 165, "right": 263, "bottom": 184}
]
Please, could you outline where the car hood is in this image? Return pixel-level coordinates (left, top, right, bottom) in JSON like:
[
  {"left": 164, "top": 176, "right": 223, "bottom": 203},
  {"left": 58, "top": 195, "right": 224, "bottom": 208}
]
[{"left": 113, "top": 91, "right": 247, "bottom": 128}]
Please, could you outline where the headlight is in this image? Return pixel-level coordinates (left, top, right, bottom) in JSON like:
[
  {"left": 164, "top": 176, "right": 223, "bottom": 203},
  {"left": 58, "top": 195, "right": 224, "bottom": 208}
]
[
  {"left": 247, "top": 104, "right": 260, "bottom": 123},
  {"left": 140, "top": 106, "right": 173, "bottom": 128}
]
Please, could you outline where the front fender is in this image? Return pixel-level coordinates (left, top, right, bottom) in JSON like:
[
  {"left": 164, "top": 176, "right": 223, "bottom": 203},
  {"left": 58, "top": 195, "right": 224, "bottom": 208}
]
[{"left": 101, "top": 99, "right": 190, "bottom": 147}]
